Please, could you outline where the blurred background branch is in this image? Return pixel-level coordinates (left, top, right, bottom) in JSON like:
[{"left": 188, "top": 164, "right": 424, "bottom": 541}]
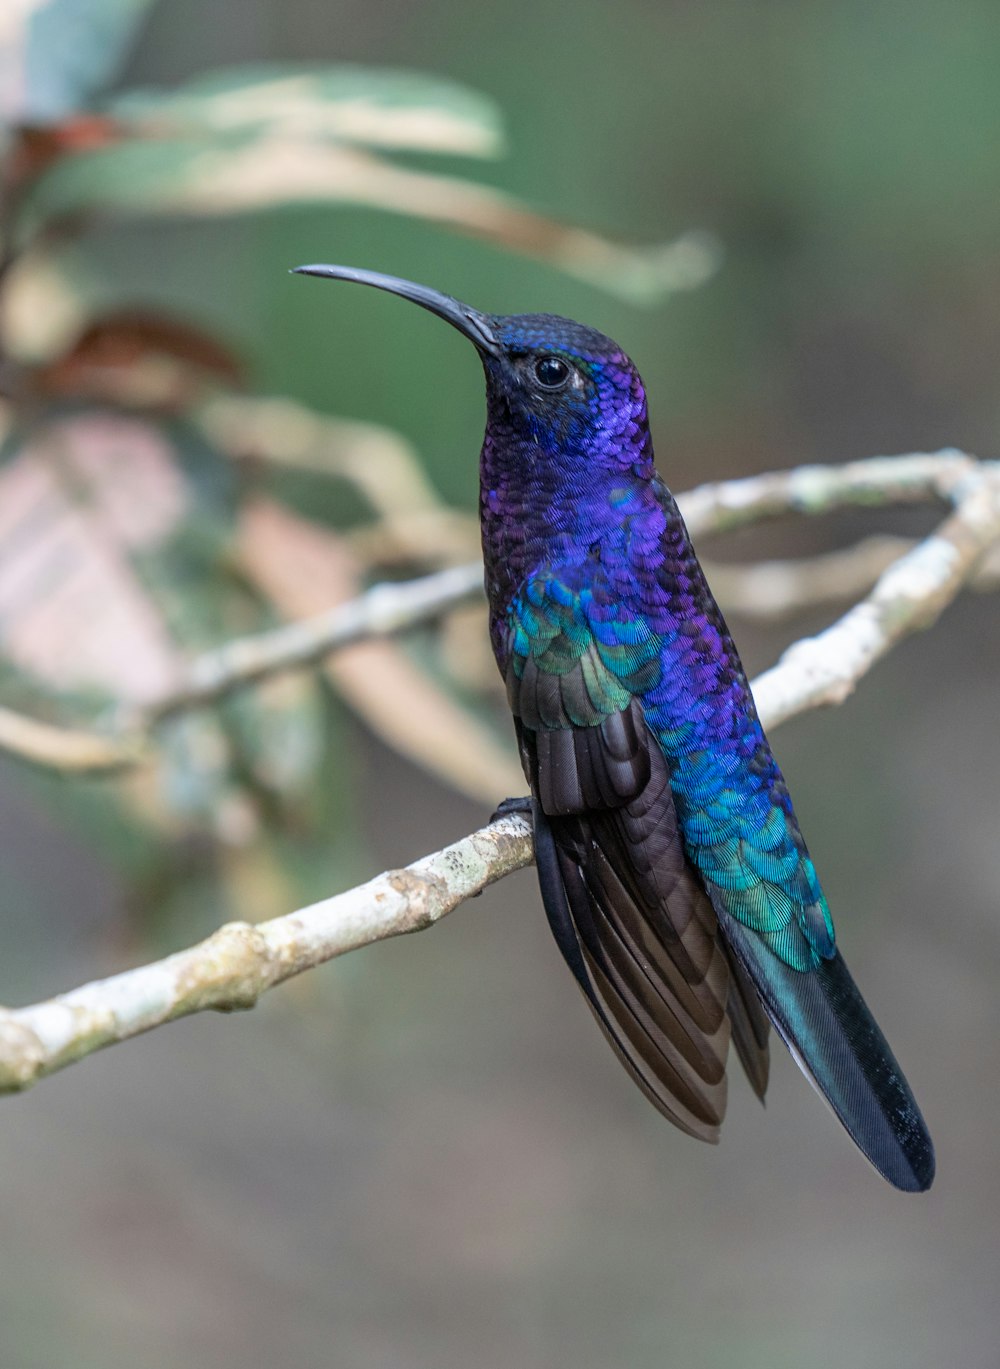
[{"left": 0, "top": 451, "right": 994, "bottom": 776}]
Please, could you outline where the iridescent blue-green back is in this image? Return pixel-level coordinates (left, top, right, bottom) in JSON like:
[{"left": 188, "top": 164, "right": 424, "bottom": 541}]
[{"left": 479, "top": 312, "right": 934, "bottom": 1191}]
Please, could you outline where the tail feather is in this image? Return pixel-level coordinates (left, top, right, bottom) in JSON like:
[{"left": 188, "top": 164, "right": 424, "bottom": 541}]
[{"left": 718, "top": 914, "right": 935, "bottom": 1192}]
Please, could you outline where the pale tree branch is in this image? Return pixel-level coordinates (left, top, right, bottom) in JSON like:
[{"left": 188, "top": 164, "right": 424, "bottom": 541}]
[
  {"left": 752, "top": 460, "right": 1000, "bottom": 726},
  {"left": 0, "top": 451, "right": 993, "bottom": 776},
  {"left": 676, "top": 448, "right": 977, "bottom": 537},
  {"left": 699, "top": 536, "right": 915, "bottom": 619},
  {"left": 0, "top": 453, "right": 998, "bottom": 1092},
  {"left": 705, "top": 533, "right": 1000, "bottom": 621},
  {"left": 0, "top": 810, "right": 535, "bottom": 1091}
]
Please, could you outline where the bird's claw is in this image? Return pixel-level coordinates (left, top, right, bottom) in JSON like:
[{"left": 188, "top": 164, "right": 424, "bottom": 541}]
[
  {"left": 489, "top": 795, "right": 532, "bottom": 823},
  {"left": 466, "top": 798, "right": 533, "bottom": 897}
]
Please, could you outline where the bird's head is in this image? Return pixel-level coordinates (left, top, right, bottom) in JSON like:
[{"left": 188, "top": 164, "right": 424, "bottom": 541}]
[{"left": 293, "top": 265, "right": 651, "bottom": 471}]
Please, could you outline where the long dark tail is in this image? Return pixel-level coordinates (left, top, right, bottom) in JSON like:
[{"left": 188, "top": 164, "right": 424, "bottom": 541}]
[{"left": 718, "top": 914, "right": 935, "bottom": 1192}]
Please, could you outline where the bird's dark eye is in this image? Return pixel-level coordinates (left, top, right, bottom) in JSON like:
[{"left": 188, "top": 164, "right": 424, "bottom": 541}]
[{"left": 533, "top": 355, "right": 571, "bottom": 389}]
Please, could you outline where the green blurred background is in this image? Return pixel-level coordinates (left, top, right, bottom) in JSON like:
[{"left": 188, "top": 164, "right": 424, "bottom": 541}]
[{"left": 1, "top": 2, "right": 999, "bottom": 1366}]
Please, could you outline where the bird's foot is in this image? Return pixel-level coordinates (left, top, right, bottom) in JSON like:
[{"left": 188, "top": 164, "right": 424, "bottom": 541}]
[
  {"left": 469, "top": 797, "right": 532, "bottom": 898},
  {"left": 489, "top": 795, "right": 532, "bottom": 823}
]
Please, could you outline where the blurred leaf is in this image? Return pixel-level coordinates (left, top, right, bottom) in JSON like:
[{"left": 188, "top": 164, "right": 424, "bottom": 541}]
[
  {"left": 23, "top": 133, "right": 720, "bottom": 302},
  {"left": 0, "top": 245, "right": 93, "bottom": 364},
  {"left": 199, "top": 394, "right": 446, "bottom": 511},
  {"left": 0, "top": 409, "right": 242, "bottom": 773},
  {"left": 239, "top": 497, "right": 523, "bottom": 804},
  {"left": 155, "top": 712, "right": 256, "bottom": 836},
  {"left": 107, "top": 63, "right": 506, "bottom": 157},
  {"left": 348, "top": 508, "right": 481, "bottom": 569},
  {"left": 199, "top": 393, "right": 482, "bottom": 556},
  {"left": 6, "top": 114, "right": 120, "bottom": 184},
  {"left": 33, "top": 310, "right": 246, "bottom": 407},
  {"left": 0, "top": 0, "right": 157, "bottom": 124},
  {"left": 223, "top": 672, "right": 326, "bottom": 800},
  {"left": 0, "top": 408, "right": 330, "bottom": 842},
  {"left": 0, "top": 412, "right": 192, "bottom": 703}
]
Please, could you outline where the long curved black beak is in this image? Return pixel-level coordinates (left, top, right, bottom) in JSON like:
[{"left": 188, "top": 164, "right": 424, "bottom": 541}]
[{"left": 292, "top": 264, "right": 499, "bottom": 357}]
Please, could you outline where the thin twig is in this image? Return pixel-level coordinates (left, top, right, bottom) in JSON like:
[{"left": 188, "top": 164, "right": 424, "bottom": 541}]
[
  {"left": 0, "top": 705, "right": 144, "bottom": 774},
  {"left": 147, "top": 560, "right": 486, "bottom": 721},
  {"left": 0, "top": 453, "right": 999, "bottom": 1091},
  {"left": 676, "top": 449, "right": 976, "bottom": 537}
]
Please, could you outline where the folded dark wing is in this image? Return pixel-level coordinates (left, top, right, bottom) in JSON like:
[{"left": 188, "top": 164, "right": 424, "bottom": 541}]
[
  {"left": 723, "top": 945, "right": 771, "bottom": 1102},
  {"left": 516, "top": 693, "right": 757, "bottom": 1142}
]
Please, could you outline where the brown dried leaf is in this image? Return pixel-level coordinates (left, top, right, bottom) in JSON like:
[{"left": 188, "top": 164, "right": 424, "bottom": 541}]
[
  {"left": 6, "top": 116, "right": 122, "bottom": 187},
  {"left": 33, "top": 310, "right": 245, "bottom": 408}
]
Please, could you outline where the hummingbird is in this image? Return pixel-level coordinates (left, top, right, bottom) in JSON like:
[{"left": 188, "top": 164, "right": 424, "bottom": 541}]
[{"left": 294, "top": 264, "right": 934, "bottom": 1192}]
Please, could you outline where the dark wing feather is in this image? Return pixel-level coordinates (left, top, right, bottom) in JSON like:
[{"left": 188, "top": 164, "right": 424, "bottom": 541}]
[
  {"left": 517, "top": 700, "right": 745, "bottom": 1142},
  {"left": 723, "top": 946, "right": 771, "bottom": 1103}
]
